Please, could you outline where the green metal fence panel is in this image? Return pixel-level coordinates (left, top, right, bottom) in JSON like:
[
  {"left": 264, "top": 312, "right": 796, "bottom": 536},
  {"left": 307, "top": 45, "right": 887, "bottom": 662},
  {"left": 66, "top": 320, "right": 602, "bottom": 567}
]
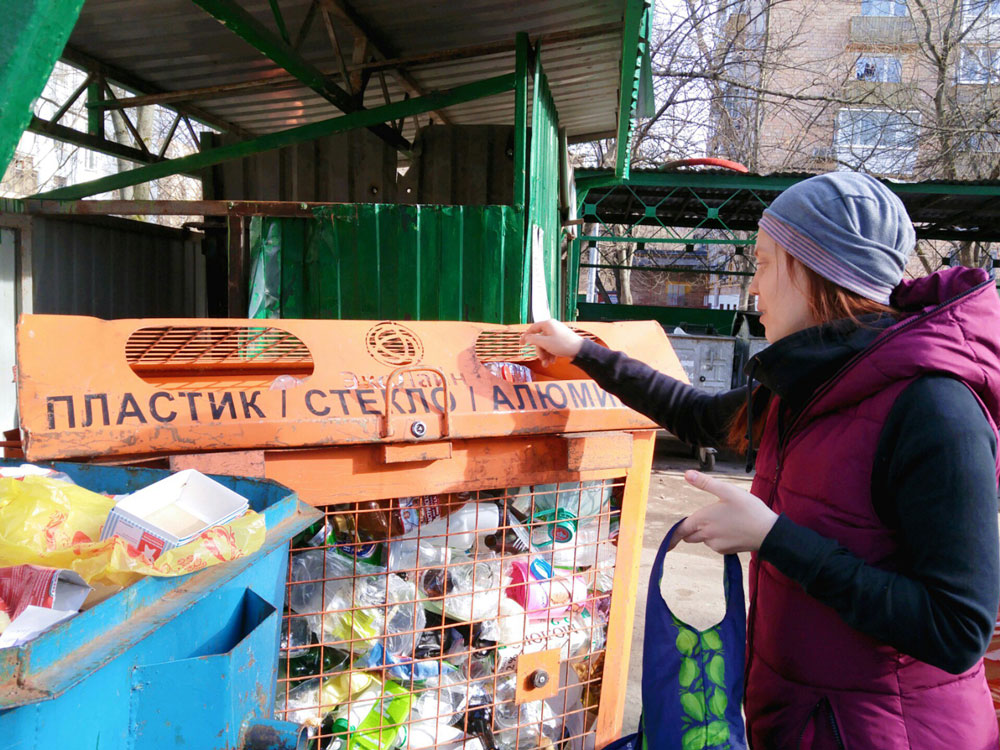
[
  {"left": 248, "top": 204, "right": 525, "bottom": 323},
  {"left": 525, "top": 53, "right": 561, "bottom": 322},
  {"left": 1, "top": 0, "right": 85, "bottom": 173}
]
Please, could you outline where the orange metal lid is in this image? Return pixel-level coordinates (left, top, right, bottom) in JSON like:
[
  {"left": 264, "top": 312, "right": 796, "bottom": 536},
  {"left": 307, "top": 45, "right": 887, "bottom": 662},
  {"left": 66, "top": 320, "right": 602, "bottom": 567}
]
[{"left": 16, "top": 316, "right": 688, "bottom": 460}]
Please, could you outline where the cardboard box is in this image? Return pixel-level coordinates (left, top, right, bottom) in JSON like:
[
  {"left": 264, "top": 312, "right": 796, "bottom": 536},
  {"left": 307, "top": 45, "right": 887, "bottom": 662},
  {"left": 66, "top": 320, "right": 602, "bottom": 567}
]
[{"left": 100, "top": 469, "right": 249, "bottom": 562}]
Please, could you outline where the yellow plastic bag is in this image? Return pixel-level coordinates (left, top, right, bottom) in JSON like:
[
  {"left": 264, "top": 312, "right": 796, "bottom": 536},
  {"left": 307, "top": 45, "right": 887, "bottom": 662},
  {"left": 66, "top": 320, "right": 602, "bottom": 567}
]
[{"left": 0, "top": 475, "right": 265, "bottom": 588}]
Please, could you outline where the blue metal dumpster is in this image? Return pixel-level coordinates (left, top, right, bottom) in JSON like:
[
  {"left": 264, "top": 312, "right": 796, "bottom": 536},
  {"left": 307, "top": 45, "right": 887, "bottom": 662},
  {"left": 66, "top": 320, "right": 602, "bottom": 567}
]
[{"left": 0, "top": 461, "right": 321, "bottom": 750}]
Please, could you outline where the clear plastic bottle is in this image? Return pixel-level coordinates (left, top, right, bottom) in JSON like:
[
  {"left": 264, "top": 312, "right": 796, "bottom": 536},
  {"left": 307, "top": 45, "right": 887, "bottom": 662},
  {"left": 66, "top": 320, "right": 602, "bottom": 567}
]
[
  {"left": 288, "top": 549, "right": 423, "bottom": 658},
  {"left": 484, "top": 362, "right": 533, "bottom": 383},
  {"left": 418, "top": 554, "right": 503, "bottom": 623},
  {"left": 492, "top": 673, "right": 558, "bottom": 750},
  {"left": 389, "top": 502, "right": 500, "bottom": 574},
  {"left": 404, "top": 664, "right": 470, "bottom": 748}
]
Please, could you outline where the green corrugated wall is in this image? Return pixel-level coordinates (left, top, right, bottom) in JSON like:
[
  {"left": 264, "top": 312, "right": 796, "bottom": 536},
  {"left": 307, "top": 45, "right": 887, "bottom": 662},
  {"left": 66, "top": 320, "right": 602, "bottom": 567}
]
[
  {"left": 249, "top": 204, "right": 526, "bottom": 323},
  {"left": 524, "top": 56, "right": 562, "bottom": 322}
]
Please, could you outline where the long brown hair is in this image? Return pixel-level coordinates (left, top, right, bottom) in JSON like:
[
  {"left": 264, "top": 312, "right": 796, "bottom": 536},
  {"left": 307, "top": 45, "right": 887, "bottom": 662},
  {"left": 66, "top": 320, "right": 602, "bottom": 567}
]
[{"left": 725, "top": 256, "right": 897, "bottom": 453}]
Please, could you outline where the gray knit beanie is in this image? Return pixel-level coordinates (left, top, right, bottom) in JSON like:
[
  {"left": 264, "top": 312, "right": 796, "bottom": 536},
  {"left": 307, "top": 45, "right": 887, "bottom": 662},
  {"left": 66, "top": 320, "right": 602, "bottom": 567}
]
[{"left": 758, "top": 172, "right": 915, "bottom": 304}]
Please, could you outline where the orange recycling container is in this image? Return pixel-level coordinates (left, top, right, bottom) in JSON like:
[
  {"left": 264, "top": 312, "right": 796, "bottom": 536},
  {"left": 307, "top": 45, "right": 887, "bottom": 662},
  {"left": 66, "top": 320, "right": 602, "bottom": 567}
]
[{"left": 16, "top": 315, "right": 687, "bottom": 749}]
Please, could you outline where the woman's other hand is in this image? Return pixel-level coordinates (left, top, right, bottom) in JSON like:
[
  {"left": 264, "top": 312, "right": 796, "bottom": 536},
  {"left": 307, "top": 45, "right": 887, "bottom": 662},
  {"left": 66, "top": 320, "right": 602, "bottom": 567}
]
[
  {"left": 671, "top": 470, "right": 779, "bottom": 554},
  {"left": 520, "top": 319, "right": 584, "bottom": 367}
]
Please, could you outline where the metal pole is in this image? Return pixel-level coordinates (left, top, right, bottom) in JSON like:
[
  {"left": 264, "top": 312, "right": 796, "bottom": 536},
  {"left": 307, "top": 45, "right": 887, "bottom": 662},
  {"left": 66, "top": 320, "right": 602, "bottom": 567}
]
[{"left": 586, "top": 239, "right": 598, "bottom": 303}]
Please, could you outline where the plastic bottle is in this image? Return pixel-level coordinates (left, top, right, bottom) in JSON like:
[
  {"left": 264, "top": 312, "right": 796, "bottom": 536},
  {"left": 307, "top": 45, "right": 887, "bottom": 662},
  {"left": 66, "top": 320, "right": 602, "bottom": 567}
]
[
  {"left": 320, "top": 675, "right": 411, "bottom": 750},
  {"left": 404, "top": 664, "right": 470, "bottom": 748},
  {"left": 418, "top": 554, "right": 503, "bottom": 623},
  {"left": 326, "top": 508, "right": 386, "bottom": 566},
  {"left": 483, "top": 502, "right": 530, "bottom": 556},
  {"left": 484, "top": 361, "right": 533, "bottom": 383},
  {"left": 530, "top": 481, "right": 610, "bottom": 517},
  {"left": 288, "top": 549, "right": 424, "bottom": 657},
  {"left": 492, "top": 673, "right": 558, "bottom": 750},
  {"left": 528, "top": 507, "right": 580, "bottom": 569},
  {"left": 389, "top": 502, "right": 500, "bottom": 573},
  {"left": 395, "top": 495, "right": 444, "bottom": 535}
]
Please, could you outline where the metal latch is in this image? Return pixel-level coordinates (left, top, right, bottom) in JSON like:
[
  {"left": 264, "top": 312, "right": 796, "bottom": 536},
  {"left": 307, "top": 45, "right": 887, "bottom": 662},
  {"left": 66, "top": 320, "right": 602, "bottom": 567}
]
[
  {"left": 514, "top": 648, "right": 561, "bottom": 704},
  {"left": 380, "top": 365, "right": 452, "bottom": 440}
]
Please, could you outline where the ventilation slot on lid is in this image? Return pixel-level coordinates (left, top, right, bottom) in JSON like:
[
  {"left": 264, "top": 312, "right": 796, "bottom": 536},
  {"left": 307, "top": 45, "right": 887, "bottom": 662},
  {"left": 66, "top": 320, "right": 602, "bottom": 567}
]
[
  {"left": 475, "top": 329, "right": 604, "bottom": 363},
  {"left": 126, "top": 325, "right": 314, "bottom": 377}
]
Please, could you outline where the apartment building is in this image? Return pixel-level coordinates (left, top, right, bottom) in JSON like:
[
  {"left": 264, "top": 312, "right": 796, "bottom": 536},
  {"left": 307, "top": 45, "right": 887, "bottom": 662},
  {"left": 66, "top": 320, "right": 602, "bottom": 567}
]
[{"left": 712, "top": 0, "right": 1000, "bottom": 180}]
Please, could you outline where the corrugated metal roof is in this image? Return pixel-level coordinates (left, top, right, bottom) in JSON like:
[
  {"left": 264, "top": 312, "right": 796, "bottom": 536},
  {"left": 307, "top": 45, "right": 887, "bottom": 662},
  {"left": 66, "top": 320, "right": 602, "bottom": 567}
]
[{"left": 66, "top": 0, "right": 630, "bottom": 141}]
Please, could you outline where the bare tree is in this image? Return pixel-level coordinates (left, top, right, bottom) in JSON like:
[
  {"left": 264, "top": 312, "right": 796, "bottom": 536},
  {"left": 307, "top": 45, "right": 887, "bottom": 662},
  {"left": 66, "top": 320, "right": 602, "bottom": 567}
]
[{"left": 645, "top": 0, "right": 1000, "bottom": 274}]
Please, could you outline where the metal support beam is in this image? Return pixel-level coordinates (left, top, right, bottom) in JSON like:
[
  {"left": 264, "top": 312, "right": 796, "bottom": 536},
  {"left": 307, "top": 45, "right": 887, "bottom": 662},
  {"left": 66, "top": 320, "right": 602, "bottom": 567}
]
[
  {"left": 0, "top": 0, "right": 86, "bottom": 174},
  {"left": 97, "top": 74, "right": 299, "bottom": 111},
  {"left": 32, "top": 72, "right": 515, "bottom": 201},
  {"left": 103, "top": 83, "right": 151, "bottom": 156},
  {"left": 580, "top": 263, "right": 755, "bottom": 277},
  {"left": 158, "top": 113, "right": 183, "bottom": 158},
  {"left": 25, "top": 200, "right": 325, "bottom": 216},
  {"left": 63, "top": 45, "right": 250, "bottom": 138},
  {"left": 293, "top": 0, "right": 320, "bottom": 51},
  {"left": 357, "top": 23, "right": 622, "bottom": 75},
  {"left": 268, "top": 0, "right": 291, "bottom": 44},
  {"left": 227, "top": 213, "right": 246, "bottom": 316},
  {"left": 51, "top": 72, "right": 94, "bottom": 125},
  {"left": 319, "top": 0, "right": 452, "bottom": 124},
  {"left": 189, "top": 0, "right": 409, "bottom": 150},
  {"left": 26, "top": 116, "right": 195, "bottom": 170}
]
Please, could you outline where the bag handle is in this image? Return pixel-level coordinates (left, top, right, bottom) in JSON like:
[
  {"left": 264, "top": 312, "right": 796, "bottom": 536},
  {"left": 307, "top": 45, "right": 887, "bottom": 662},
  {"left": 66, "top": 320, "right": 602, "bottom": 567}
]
[{"left": 649, "top": 518, "right": 744, "bottom": 626}]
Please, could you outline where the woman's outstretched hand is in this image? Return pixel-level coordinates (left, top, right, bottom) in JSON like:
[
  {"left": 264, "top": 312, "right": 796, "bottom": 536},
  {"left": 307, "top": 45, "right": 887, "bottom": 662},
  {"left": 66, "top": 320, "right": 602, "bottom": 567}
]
[
  {"left": 671, "top": 470, "right": 779, "bottom": 554},
  {"left": 520, "top": 319, "right": 584, "bottom": 367}
]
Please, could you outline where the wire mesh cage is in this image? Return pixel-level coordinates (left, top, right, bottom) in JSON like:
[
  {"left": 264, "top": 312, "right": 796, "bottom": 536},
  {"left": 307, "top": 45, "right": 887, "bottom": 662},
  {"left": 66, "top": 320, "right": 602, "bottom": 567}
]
[{"left": 278, "top": 480, "right": 627, "bottom": 750}]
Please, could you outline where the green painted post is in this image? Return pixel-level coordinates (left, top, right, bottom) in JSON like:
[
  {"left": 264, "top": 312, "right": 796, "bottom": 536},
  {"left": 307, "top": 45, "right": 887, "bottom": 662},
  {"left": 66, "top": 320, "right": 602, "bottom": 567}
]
[
  {"left": 615, "top": 0, "right": 646, "bottom": 180},
  {"left": 0, "top": 0, "right": 86, "bottom": 173},
  {"left": 32, "top": 73, "right": 516, "bottom": 200},
  {"left": 87, "top": 77, "right": 104, "bottom": 138},
  {"left": 513, "top": 32, "right": 529, "bottom": 211}
]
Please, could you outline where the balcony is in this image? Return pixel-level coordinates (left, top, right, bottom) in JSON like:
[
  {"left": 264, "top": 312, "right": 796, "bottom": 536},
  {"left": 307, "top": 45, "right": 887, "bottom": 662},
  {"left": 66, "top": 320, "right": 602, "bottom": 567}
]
[
  {"left": 849, "top": 16, "right": 917, "bottom": 45},
  {"left": 842, "top": 80, "right": 920, "bottom": 108}
]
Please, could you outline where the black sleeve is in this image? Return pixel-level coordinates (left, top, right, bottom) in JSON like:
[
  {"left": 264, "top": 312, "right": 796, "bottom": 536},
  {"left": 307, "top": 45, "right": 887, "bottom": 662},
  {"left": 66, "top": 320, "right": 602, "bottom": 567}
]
[
  {"left": 759, "top": 375, "right": 999, "bottom": 674},
  {"left": 571, "top": 338, "right": 745, "bottom": 448}
]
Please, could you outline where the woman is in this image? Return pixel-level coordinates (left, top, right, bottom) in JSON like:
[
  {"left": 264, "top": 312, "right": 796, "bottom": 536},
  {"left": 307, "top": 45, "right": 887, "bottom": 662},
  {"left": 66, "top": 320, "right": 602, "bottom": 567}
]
[{"left": 523, "top": 172, "right": 1000, "bottom": 749}]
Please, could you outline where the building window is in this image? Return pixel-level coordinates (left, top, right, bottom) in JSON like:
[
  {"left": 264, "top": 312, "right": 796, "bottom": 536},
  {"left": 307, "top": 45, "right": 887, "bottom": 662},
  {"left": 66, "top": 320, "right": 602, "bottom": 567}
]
[
  {"left": 855, "top": 55, "right": 903, "bottom": 82},
  {"left": 964, "top": 0, "right": 1000, "bottom": 19},
  {"left": 963, "top": 0, "right": 1000, "bottom": 31},
  {"left": 835, "top": 108, "right": 919, "bottom": 174},
  {"left": 960, "top": 130, "right": 1000, "bottom": 151},
  {"left": 959, "top": 46, "right": 1000, "bottom": 83},
  {"left": 861, "top": 0, "right": 908, "bottom": 16}
]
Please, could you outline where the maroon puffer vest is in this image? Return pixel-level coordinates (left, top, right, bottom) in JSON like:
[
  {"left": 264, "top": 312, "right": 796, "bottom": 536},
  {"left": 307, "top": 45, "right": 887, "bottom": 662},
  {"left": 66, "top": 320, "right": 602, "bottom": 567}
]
[{"left": 744, "top": 268, "right": 1000, "bottom": 750}]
